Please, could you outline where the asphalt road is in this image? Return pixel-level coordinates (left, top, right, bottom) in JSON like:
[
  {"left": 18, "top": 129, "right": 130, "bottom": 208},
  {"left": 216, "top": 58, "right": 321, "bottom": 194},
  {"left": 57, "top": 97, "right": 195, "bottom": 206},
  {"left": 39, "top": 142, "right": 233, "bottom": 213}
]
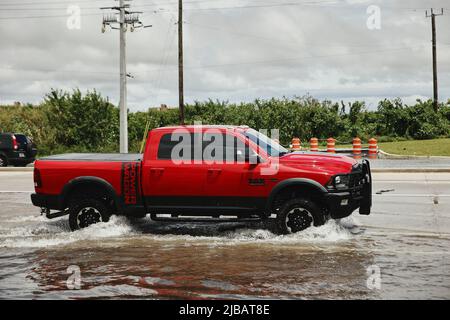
[
  {"left": 0, "top": 171, "right": 449, "bottom": 299},
  {"left": 0, "top": 171, "right": 450, "bottom": 233}
]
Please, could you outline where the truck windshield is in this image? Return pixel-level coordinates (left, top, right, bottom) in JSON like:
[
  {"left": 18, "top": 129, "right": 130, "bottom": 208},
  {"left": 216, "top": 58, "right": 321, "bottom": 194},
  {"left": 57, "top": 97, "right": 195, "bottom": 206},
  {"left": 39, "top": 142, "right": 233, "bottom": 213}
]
[{"left": 244, "top": 129, "right": 288, "bottom": 157}]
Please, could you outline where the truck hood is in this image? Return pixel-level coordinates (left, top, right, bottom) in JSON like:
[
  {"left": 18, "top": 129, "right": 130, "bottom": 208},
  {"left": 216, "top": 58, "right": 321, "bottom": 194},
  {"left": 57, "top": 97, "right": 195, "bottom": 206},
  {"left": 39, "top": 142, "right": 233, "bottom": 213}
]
[{"left": 278, "top": 151, "right": 357, "bottom": 175}]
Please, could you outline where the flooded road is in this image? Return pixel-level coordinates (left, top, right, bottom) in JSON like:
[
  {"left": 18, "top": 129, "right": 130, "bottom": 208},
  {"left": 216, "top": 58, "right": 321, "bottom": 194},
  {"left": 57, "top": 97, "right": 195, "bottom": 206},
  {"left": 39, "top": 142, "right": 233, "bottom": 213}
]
[{"left": 0, "top": 172, "right": 449, "bottom": 299}]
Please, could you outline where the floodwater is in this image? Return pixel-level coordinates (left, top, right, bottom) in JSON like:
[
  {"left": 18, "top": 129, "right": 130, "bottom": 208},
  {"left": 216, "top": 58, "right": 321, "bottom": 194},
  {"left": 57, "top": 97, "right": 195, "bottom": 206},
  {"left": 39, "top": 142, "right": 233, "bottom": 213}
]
[{"left": 0, "top": 172, "right": 450, "bottom": 299}]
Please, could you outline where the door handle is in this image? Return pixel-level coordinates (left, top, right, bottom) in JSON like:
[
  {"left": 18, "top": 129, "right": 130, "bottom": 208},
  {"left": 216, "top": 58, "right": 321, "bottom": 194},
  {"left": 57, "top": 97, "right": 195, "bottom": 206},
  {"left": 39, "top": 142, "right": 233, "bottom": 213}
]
[
  {"left": 150, "top": 167, "right": 165, "bottom": 173},
  {"left": 208, "top": 168, "right": 222, "bottom": 174}
]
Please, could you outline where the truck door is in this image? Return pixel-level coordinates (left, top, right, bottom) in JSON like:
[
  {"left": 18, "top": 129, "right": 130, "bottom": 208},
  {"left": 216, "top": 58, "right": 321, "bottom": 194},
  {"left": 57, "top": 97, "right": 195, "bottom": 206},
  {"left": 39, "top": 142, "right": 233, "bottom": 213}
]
[
  {"left": 141, "top": 131, "right": 208, "bottom": 208},
  {"left": 203, "top": 132, "right": 269, "bottom": 212}
]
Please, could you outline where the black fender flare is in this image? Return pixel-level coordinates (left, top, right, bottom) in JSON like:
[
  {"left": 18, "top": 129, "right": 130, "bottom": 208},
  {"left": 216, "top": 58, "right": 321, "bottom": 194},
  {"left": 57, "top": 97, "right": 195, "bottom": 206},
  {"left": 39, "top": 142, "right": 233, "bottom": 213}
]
[
  {"left": 61, "top": 176, "right": 120, "bottom": 210},
  {"left": 265, "top": 178, "right": 328, "bottom": 212}
]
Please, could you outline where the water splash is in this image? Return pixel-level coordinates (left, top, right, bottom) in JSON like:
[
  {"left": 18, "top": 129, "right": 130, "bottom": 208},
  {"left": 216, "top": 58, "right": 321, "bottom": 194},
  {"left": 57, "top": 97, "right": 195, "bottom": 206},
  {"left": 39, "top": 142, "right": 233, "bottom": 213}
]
[
  {"left": 0, "top": 215, "right": 134, "bottom": 248},
  {"left": 0, "top": 213, "right": 359, "bottom": 248}
]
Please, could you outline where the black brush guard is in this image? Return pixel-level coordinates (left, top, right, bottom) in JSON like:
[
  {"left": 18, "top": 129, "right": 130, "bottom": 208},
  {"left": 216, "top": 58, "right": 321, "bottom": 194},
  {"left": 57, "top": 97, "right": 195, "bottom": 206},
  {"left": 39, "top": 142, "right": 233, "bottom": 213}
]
[{"left": 359, "top": 159, "right": 372, "bottom": 215}]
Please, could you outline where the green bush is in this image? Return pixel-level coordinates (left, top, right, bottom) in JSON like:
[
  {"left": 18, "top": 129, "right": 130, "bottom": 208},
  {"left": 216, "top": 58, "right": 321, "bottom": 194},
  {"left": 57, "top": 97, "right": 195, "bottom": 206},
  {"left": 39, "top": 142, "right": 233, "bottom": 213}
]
[{"left": 0, "top": 89, "right": 449, "bottom": 156}]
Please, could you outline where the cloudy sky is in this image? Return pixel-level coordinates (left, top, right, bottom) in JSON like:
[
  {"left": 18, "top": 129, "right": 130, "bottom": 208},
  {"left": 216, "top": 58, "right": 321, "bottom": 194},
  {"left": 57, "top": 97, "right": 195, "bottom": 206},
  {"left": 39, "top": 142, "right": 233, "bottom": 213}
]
[{"left": 0, "top": 0, "right": 449, "bottom": 111}]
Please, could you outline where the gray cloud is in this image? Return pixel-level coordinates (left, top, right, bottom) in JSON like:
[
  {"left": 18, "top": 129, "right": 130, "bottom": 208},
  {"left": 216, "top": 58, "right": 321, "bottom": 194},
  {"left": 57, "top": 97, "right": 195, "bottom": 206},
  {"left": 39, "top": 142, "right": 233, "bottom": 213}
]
[{"left": 0, "top": 0, "right": 449, "bottom": 111}]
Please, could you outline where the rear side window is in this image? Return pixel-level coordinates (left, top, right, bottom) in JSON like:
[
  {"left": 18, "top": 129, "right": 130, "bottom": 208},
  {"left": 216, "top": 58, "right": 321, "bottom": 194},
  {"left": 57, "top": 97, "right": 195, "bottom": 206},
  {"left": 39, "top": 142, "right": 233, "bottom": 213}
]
[
  {"left": 15, "top": 134, "right": 28, "bottom": 147},
  {"left": 0, "top": 134, "right": 12, "bottom": 149},
  {"left": 157, "top": 133, "right": 182, "bottom": 159},
  {"left": 157, "top": 133, "right": 206, "bottom": 160}
]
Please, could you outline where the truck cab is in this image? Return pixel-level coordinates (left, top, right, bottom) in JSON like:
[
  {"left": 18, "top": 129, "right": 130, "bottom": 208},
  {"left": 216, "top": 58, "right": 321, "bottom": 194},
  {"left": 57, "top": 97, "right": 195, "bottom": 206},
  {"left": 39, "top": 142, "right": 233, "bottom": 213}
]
[{"left": 31, "top": 125, "right": 371, "bottom": 234}]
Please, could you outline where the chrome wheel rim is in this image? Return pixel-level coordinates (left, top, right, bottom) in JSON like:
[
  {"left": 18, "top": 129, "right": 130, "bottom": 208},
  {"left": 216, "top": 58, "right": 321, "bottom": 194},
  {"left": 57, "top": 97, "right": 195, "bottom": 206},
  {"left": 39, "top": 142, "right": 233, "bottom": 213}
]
[
  {"left": 286, "top": 207, "right": 313, "bottom": 233},
  {"left": 77, "top": 207, "right": 101, "bottom": 228}
]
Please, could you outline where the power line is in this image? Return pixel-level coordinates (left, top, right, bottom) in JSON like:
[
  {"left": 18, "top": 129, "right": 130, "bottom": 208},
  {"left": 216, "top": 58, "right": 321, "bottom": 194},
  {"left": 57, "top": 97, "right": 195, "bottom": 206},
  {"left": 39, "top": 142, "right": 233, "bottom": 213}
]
[
  {"left": 0, "top": 0, "right": 109, "bottom": 6},
  {"left": 186, "top": 21, "right": 437, "bottom": 49},
  {"left": 0, "top": 13, "right": 102, "bottom": 20},
  {"left": 2, "top": 1, "right": 445, "bottom": 20},
  {"left": 124, "top": 44, "right": 449, "bottom": 75},
  {"left": 0, "top": 66, "right": 117, "bottom": 75},
  {"left": 3, "top": 44, "right": 447, "bottom": 76}
]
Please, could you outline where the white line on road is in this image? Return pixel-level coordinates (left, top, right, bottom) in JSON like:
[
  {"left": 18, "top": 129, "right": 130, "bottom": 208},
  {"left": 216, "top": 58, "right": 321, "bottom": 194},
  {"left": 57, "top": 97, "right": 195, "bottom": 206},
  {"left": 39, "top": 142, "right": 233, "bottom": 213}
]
[{"left": 374, "top": 194, "right": 450, "bottom": 197}]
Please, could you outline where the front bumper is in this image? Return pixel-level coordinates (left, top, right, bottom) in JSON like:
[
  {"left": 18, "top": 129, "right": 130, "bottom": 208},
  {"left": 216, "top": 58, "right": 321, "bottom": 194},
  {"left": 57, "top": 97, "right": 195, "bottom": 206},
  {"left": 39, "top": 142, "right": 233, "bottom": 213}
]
[{"left": 324, "top": 160, "right": 372, "bottom": 219}]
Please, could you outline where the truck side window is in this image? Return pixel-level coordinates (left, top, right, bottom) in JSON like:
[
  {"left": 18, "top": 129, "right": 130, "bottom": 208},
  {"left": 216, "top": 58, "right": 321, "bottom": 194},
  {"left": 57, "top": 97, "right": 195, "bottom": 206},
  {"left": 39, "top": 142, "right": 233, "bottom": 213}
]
[
  {"left": 157, "top": 133, "right": 182, "bottom": 160},
  {"left": 157, "top": 132, "right": 249, "bottom": 162},
  {"left": 224, "top": 134, "right": 249, "bottom": 163}
]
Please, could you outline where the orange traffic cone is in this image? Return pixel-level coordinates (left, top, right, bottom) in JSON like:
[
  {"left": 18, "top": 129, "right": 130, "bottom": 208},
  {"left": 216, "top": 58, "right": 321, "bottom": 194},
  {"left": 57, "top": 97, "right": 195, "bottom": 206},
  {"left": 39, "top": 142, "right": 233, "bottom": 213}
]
[
  {"left": 326, "top": 138, "right": 335, "bottom": 153},
  {"left": 310, "top": 138, "right": 319, "bottom": 152},
  {"left": 291, "top": 138, "right": 301, "bottom": 152},
  {"left": 368, "top": 138, "right": 378, "bottom": 159},
  {"left": 352, "top": 137, "right": 362, "bottom": 159}
]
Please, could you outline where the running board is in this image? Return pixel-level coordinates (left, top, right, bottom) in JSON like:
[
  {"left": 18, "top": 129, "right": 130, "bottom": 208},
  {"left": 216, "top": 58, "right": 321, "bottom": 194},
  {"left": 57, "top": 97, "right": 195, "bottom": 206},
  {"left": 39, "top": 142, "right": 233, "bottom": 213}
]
[
  {"left": 150, "top": 214, "right": 263, "bottom": 223},
  {"left": 45, "top": 210, "right": 69, "bottom": 219}
]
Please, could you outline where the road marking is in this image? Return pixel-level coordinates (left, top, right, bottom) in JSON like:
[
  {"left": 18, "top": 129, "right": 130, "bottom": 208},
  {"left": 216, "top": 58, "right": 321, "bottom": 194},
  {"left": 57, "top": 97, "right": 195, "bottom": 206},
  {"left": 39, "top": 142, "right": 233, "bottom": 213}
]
[
  {"left": 373, "top": 194, "right": 450, "bottom": 197},
  {"left": 374, "top": 181, "right": 450, "bottom": 183},
  {"left": 0, "top": 191, "right": 33, "bottom": 193}
]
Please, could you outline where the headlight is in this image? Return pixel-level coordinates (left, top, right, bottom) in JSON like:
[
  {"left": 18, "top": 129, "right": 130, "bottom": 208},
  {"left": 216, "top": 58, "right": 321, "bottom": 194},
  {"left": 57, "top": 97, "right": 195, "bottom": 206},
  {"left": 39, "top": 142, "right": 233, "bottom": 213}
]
[{"left": 328, "top": 174, "right": 350, "bottom": 190}]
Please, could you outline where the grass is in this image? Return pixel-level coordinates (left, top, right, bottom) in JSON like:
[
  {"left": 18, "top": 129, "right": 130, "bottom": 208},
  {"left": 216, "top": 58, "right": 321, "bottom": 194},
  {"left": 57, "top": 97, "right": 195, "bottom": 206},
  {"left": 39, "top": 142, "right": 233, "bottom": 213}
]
[
  {"left": 378, "top": 138, "right": 450, "bottom": 157},
  {"left": 297, "top": 138, "right": 450, "bottom": 156}
]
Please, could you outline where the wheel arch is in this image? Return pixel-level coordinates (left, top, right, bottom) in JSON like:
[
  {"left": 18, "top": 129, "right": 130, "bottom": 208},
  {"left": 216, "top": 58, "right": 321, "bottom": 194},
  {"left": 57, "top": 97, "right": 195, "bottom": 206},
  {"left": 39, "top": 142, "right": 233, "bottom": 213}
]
[
  {"left": 265, "top": 178, "right": 328, "bottom": 213},
  {"left": 61, "top": 176, "right": 120, "bottom": 211}
]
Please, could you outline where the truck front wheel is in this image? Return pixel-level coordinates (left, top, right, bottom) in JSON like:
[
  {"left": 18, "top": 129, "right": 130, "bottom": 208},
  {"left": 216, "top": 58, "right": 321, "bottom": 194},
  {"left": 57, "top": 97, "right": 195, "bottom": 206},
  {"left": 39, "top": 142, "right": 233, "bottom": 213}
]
[
  {"left": 68, "top": 198, "right": 111, "bottom": 231},
  {"left": 276, "top": 198, "right": 324, "bottom": 234}
]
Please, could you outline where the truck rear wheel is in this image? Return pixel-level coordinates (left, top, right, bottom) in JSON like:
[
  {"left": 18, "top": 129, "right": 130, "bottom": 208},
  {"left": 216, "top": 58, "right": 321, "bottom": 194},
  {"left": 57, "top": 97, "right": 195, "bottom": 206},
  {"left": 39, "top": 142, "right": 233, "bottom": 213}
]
[
  {"left": 68, "top": 198, "right": 111, "bottom": 231},
  {"left": 276, "top": 198, "right": 324, "bottom": 234}
]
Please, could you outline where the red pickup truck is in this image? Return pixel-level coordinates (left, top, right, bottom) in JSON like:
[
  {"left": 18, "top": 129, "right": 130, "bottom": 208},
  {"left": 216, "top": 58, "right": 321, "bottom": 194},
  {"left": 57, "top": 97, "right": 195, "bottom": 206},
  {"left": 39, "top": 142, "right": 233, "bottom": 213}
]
[{"left": 31, "top": 125, "right": 371, "bottom": 234}]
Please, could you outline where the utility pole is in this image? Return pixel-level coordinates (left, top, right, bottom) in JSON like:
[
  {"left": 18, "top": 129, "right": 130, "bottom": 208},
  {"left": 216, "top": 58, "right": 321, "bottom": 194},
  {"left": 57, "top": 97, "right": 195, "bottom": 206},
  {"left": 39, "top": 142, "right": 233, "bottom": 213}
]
[
  {"left": 426, "top": 8, "right": 444, "bottom": 112},
  {"left": 178, "top": 0, "right": 185, "bottom": 125},
  {"left": 101, "top": 0, "right": 151, "bottom": 153}
]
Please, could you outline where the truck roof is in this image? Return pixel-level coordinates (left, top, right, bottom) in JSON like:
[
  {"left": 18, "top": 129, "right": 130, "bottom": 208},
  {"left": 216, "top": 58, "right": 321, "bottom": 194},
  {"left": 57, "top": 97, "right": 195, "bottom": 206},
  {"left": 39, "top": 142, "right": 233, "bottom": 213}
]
[
  {"left": 153, "top": 125, "right": 250, "bottom": 131},
  {"left": 39, "top": 153, "right": 142, "bottom": 162}
]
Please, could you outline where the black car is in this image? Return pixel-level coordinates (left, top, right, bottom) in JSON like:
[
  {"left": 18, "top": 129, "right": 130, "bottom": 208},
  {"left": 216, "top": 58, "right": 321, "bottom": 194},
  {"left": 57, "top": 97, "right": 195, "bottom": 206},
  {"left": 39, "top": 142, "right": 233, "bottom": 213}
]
[{"left": 0, "top": 133, "right": 37, "bottom": 167}]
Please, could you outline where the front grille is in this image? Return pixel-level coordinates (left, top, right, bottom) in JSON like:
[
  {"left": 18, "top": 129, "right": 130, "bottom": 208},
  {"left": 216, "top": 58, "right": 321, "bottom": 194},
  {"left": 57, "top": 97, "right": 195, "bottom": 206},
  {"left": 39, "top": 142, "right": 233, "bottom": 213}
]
[{"left": 349, "top": 162, "right": 364, "bottom": 189}]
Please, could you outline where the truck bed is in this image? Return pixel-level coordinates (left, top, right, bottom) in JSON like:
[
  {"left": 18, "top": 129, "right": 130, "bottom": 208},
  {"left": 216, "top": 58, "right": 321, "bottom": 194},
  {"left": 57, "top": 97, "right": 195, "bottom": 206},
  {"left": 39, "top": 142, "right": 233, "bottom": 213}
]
[{"left": 39, "top": 153, "right": 142, "bottom": 162}]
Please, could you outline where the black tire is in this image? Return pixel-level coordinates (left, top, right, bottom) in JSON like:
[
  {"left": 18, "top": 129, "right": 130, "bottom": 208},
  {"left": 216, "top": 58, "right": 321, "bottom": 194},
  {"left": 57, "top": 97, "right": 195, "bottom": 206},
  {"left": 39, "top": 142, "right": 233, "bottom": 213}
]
[
  {"left": 275, "top": 198, "right": 325, "bottom": 234},
  {"left": 68, "top": 198, "right": 111, "bottom": 231},
  {"left": 0, "top": 155, "right": 7, "bottom": 167}
]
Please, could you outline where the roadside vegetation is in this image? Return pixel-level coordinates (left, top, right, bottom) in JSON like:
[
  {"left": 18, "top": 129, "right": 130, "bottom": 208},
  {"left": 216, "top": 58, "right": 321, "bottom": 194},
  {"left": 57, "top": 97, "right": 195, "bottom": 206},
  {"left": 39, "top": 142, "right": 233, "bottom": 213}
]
[
  {"left": 0, "top": 89, "right": 449, "bottom": 156},
  {"left": 378, "top": 138, "right": 450, "bottom": 157}
]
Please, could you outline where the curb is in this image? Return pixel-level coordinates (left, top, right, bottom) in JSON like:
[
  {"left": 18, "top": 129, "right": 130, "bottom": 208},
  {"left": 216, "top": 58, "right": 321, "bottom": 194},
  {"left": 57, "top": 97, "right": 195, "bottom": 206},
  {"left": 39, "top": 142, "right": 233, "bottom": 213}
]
[
  {"left": 378, "top": 149, "right": 450, "bottom": 160},
  {"left": 371, "top": 168, "right": 450, "bottom": 173},
  {"left": 0, "top": 167, "right": 34, "bottom": 172}
]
